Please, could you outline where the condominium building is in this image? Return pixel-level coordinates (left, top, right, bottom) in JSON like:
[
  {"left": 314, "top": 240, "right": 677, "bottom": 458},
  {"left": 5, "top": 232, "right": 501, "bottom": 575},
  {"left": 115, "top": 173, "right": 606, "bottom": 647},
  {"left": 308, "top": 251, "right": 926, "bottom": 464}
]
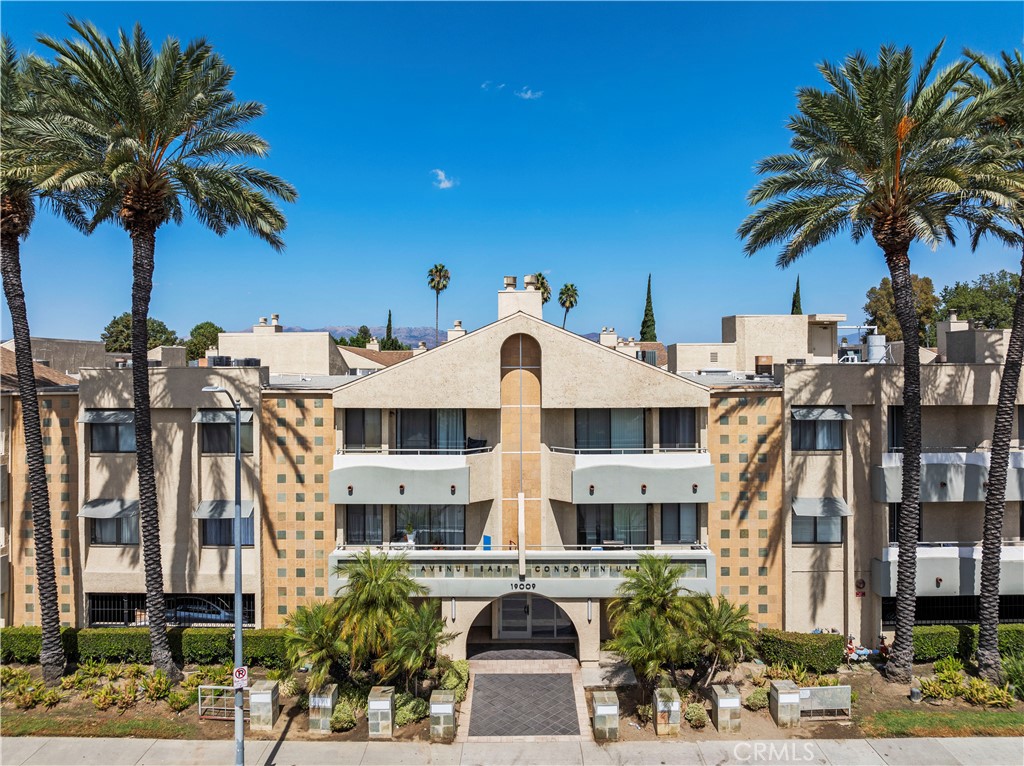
[{"left": 1, "top": 276, "right": 1020, "bottom": 659}]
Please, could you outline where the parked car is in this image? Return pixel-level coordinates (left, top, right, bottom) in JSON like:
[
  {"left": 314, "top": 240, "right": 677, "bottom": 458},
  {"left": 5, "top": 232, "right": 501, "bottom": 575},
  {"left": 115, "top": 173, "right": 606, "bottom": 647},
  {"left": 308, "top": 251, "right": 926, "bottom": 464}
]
[{"left": 167, "top": 597, "right": 233, "bottom": 625}]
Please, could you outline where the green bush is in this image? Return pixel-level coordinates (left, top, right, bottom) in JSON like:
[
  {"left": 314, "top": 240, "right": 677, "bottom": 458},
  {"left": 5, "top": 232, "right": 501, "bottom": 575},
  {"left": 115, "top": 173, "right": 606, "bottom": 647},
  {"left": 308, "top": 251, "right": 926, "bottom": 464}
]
[
  {"left": 1002, "top": 653, "right": 1024, "bottom": 700},
  {"left": 439, "top": 659, "right": 470, "bottom": 703},
  {"left": 934, "top": 656, "right": 964, "bottom": 675},
  {"left": 635, "top": 703, "right": 653, "bottom": 725},
  {"left": 77, "top": 628, "right": 152, "bottom": 662},
  {"left": 0, "top": 626, "right": 78, "bottom": 663},
  {"left": 755, "top": 630, "right": 844, "bottom": 674},
  {"left": 244, "top": 629, "right": 288, "bottom": 669},
  {"left": 394, "top": 692, "right": 430, "bottom": 727},
  {"left": 955, "top": 624, "right": 1024, "bottom": 660},
  {"left": 166, "top": 690, "right": 196, "bottom": 713},
  {"left": 330, "top": 699, "right": 359, "bottom": 732},
  {"left": 744, "top": 686, "right": 769, "bottom": 710},
  {"left": 910, "top": 625, "right": 961, "bottom": 661},
  {"left": 141, "top": 669, "right": 173, "bottom": 701},
  {"left": 182, "top": 628, "right": 232, "bottom": 665},
  {"left": 684, "top": 702, "right": 708, "bottom": 729}
]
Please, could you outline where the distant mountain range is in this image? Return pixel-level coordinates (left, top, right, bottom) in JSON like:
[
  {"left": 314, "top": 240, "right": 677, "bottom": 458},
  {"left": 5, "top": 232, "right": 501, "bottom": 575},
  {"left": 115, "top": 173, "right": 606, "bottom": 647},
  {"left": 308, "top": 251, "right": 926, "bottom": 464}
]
[{"left": 232, "top": 324, "right": 605, "bottom": 349}]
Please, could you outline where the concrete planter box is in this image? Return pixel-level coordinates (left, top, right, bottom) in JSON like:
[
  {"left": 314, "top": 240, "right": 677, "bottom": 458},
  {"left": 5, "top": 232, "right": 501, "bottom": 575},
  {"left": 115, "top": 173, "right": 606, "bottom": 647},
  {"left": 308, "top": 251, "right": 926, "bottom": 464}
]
[
  {"left": 429, "top": 690, "right": 456, "bottom": 743},
  {"left": 653, "top": 688, "right": 681, "bottom": 736},
  {"left": 591, "top": 690, "right": 619, "bottom": 741},
  {"left": 249, "top": 680, "right": 280, "bottom": 731},
  {"left": 308, "top": 683, "right": 338, "bottom": 734},
  {"left": 711, "top": 683, "right": 741, "bottom": 733},
  {"left": 368, "top": 686, "right": 395, "bottom": 740},
  {"left": 769, "top": 680, "right": 801, "bottom": 728}
]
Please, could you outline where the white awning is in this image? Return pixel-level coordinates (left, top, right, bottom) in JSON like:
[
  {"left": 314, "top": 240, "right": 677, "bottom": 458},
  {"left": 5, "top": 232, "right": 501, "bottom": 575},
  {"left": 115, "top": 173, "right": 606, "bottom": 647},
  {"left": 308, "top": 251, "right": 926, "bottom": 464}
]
[
  {"left": 79, "top": 499, "right": 139, "bottom": 519},
  {"left": 79, "top": 410, "right": 134, "bottom": 424},
  {"left": 791, "top": 406, "right": 852, "bottom": 421},
  {"left": 792, "top": 497, "right": 852, "bottom": 517},
  {"left": 192, "top": 410, "right": 254, "bottom": 424},
  {"left": 194, "top": 500, "right": 255, "bottom": 519}
]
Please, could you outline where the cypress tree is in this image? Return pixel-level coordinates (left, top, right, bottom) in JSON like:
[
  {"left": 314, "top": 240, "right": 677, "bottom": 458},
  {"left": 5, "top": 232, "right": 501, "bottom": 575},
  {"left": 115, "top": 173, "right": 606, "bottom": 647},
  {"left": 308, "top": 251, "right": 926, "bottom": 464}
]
[
  {"left": 385, "top": 310, "right": 393, "bottom": 341},
  {"left": 640, "top": 274, "right": 657, "bottom": 341},
  {"left": 791, "top": 276, "right": 803, "bottom": 315}
]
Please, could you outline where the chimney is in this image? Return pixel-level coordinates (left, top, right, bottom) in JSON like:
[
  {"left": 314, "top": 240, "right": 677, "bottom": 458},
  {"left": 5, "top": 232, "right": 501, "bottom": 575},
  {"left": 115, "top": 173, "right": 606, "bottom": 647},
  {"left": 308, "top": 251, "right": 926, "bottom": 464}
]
[
  {"left": 447, "top": 319, "right": 467, "bottom": 342},
  {"left": 497, "top": 274, "right": 544, "bottom": 320},
  {"left": 366, "top": 337, "right": 380, "bottom": 352},
  {"left": 254, "top": 314, "right": 283, "bottom": 335},
  {"left": 599, "top": 327, "right": 617, "bottom": 347},
  {"left": 413, "top": 341, "right": 428, "bottom": 356}
]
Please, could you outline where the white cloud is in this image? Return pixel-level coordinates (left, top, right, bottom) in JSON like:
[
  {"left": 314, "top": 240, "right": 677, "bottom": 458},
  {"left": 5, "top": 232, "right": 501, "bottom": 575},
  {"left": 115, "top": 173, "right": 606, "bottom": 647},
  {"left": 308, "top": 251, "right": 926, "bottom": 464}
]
[
  {"left": 431, "top": 169, "right": 457, "bottom": 190},
  {"left": 481, "top": 81, "right": 491, "bottom": 90},
  {"left": 497, "top": 83, "right": 506, "bottom": 90},
  {"left": 514, "top": 87, "right": 543, "bottom": 100}
]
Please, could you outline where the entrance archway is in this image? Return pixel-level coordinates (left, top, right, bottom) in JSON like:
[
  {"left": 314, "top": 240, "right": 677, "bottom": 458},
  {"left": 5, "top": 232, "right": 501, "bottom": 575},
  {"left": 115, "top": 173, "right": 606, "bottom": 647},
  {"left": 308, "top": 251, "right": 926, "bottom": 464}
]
[{"left": 498, "top": 594, "right": 576, "bottom": 640}]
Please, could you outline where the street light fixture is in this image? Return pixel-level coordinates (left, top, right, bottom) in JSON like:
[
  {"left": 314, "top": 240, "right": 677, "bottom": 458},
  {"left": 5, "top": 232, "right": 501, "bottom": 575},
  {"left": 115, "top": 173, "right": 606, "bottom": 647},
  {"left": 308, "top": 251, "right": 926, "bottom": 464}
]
[{"left": 201, "top": 385, "right": 245, "bottom": 766}]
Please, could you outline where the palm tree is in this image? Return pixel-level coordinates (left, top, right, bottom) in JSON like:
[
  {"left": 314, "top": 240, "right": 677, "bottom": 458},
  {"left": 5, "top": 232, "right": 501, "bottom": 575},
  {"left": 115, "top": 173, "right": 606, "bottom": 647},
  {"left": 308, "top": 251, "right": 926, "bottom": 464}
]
[
  {"left": 558, "top": 283, "right": 578, "bottom": 329},
  {"left": 533, "top": 272, "right": 551, "bottom": 304},
  {"left": 603, "top": 612, "right": 671, "bottom": 703},
  {"left": 374, "top": 600, "right": 458, "bottom": 695},
  {"left": 283, "top": 601, "right": 348, "bottom": 693},
  {"left": 333, "top": 550, "right": 427, "bottom": 666},
  {"left": 27, "top": 20, "right": 297, "bottom": 679},
  {"left": 427, "top": 263, "right": 450, "bottom": 347},
  {"left": 738, "top": 43, "right": 1020, "bottom": 684},
  {"left": 607, "top": 554, "right": 688, "bottom": 629},
  {"left": 960, "top": 49, "right": 1024, "bottom": 684},
  {"left": 0, "top": 38, "right": 89, "bottom": 686},
  {"left": 680, "top": 595, "right": 754, "bottom": 687}
]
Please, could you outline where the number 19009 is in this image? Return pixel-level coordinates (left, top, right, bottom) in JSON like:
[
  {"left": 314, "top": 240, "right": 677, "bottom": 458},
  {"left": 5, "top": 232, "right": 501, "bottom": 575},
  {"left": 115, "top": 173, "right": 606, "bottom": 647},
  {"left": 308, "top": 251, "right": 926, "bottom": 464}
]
[{"left": 509, "top": 582, "right": 536, "bottom": 590}]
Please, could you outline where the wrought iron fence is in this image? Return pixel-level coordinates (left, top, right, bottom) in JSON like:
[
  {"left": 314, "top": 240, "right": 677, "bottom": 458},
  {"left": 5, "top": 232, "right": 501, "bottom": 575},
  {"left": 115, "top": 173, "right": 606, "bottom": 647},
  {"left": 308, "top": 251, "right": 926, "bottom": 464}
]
[{"left": 87, "top": 593, "right": 256, "bottom": 628}]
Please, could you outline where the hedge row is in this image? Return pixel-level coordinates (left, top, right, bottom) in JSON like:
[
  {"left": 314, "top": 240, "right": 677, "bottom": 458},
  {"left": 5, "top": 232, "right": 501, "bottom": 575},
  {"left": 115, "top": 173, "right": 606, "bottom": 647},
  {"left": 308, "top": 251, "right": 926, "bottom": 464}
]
[
  {"left": 0, "top": 626, "right": 287, "bottom": 668},
  {"left": 911, "top": 624, "right": 1024, "bottom": 661},
  {"left": 755, "top": 629, "right": 845, "bottom": 673}
]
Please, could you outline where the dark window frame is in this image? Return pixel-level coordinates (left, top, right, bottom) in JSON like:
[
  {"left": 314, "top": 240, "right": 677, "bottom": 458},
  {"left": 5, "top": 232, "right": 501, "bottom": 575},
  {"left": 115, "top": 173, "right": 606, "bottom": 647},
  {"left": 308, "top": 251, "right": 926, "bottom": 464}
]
[
  {"left": 200, "top": 422, "right": 254, "bottom": 454},
  {"left": 790, "top": 419, "right": 842, "bottom": 452},
  {"left": 200, "top": 516, "right": 255, "bottom": 547},
  {"left": 90, "top": 516, "right": 140, "bottom": 546},
  {"left": 792, "top": 515, "right": 843, "bottom": 544}
]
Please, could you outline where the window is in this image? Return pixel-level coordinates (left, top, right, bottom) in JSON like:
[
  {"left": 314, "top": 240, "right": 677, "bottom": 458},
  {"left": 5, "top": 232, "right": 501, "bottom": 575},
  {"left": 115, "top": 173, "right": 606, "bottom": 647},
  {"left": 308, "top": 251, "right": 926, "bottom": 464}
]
[
  {"left": 662, "top": 504, "right": 699, "bottom": 544},
  {"left": 791, "top": 419, "right": 842, "bottom": 451},
  {"left": 659, "top": 408, "right": 697, "bottom": 449},
  {"left": 394, "top": 505, "right": 465, "bottom": 546},
  {"left": 91, "top": 517, "right": 139, "bottom": 545},
  {"left": 90, "top": 417, "right": 136, "bottom": 453},
  {"left": 792, "top": 515, "right": 842, "bottom": 544},
  {"left": 346, "top": 505, "right": 383, "bottom": 545},
  {"left": 888, "top": 405, "right": 904, "bottom": 451},
  {"left": 888, "top": 503, "right": 921, "bottom": 544},
  {"left": 88, "top": 593, "right": 255, "bottom": 628},
  {"left": 201, "top": 517, "right": 255, "bottom": 546},
  {"left": 345, "top": 409, "right": 382, "bottom": 451},
  {"left": 396, "top": 409, "right": 465, "bottom": 452},
  {"left": 575, "top": 409, "right": 644, "bottom": 453},
  {"left": 201, "top": 422, "right": 254, "bottom": 454},
  {"left": 577, "top": 504, "right": 647, "bottom": 546}
]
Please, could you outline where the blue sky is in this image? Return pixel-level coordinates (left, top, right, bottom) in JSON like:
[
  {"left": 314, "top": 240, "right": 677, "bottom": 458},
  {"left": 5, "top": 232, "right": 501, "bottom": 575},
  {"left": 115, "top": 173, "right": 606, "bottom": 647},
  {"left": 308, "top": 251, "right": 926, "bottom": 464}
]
[{"left": 2, "top": 2, "right": 1021, "bottom": 344}]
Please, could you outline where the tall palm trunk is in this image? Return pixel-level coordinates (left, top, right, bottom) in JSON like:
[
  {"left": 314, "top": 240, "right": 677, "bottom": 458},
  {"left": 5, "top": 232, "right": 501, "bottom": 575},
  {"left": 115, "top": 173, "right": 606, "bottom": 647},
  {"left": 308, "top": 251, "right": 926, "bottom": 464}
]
[
  {"left": 129, "top": 224, "right": 181, "bottom": 681},
  {"left": 0, "top": 207, "right": 66, "bottom": 685},
  {"left": 977, "top": 245, "right": 1024, "bottom": 683},
  {"left": 562, "top": 309, "right": 568, "bottom": 329},
  {"left": 435, "top": 294, "right": 439, "bottom": 348},
  {"left": 881, "top": 239, "right": 923, "bottom": 685}
]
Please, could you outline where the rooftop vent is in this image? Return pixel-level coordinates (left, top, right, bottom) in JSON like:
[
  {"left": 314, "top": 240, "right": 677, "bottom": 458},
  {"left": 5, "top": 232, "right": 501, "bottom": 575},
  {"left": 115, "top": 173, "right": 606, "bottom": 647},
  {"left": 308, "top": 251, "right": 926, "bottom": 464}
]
[
  {"left": 208, "top": 355, "right": 233, "bottom": 367},
  {"left": 232, "top": 357, "right": 261, "bottom": 367},
  {"left": 503, "top": 275, "right": 517, "bottom": 290}
]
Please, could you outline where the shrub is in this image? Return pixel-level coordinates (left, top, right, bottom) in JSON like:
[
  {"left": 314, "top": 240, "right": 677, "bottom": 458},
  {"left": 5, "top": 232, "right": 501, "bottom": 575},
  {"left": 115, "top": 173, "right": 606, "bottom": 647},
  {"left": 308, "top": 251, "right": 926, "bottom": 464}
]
[
  {"left": 934, "top": 656, "right": 964, "bottom": 675},
  {"left": 986, "top": 683, "right": 1016, "bottom": 709},
  {"left": 911, "top": 626, "right": 960, "bottom": 661},
  {"left": 813, "top": 675, "right": 840, "bottom": 687},
  {"left": 1002, "top": 653, "right": 1024, "bottom": 700},
  {"left": 13, "top": 689, "right": 40, "bottom": 709},
  {"left": 684, "top": 702, "right": 708, "bottom": 729},
  {"left": 755, "top": 630, "right": 844, "bottom": 674},
  {"left": 92, "top": 684, "right": 116, "bottom": 711},
  {"left": 330, "top": 699, "right": 358, "bottom": 732},
  {"left": 635, "top": 703, "right": 653, "bottom": 725},
  {"left": 182, "top": 628, "right": 232, "bottom": 666},
  {"left": 394, "top": 692, "right": 430, "bottom": 727},
  {"left": 141, "top": 670, "right": 172, "bottom": 701},
  {"left": 962, "top": 677, "right": 996, "bottom": 706},
  {"left": 0, "top": 666, "right": 32, "bottom": 687},
  {"left": 956, "top": 624, "right": 1024, "bottom": 660},
  {"left": 336, "top": 681, "right": 370, "bottom": 710},
  {"left": 0, "top": 626, "right": 77, "bottom": 663},
  {"left": 77, "top": 628, "right": 152, "bottom": 663},
  {"left": 920, "top": 677, "right": 959, "bottom": 700},
  {"left": 744, "top": 686, "right": 769, "bottom": 710},
  {"left": 244, "top": 630, "right": 288, "bottom": 669},
  {"left": 40, "top": 689, "right": 63, "bottom": 709},
  {"left": 115, "top": 682, "right": 138, "bottom": 711},
  {"left": 166, "top": 691, "right": 196, "bottom": 713},
  {"left": 439, "top": 659, "right": 470, "bottom": 703}
]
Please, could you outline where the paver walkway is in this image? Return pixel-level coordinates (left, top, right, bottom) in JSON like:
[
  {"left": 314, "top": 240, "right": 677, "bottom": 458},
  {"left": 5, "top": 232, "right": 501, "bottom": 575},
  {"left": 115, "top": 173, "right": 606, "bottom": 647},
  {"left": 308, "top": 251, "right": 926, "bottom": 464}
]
[
  {"left": 2, "top": 736, "right": 1021, "bottom": 766},
  {"left": 468, "top": 673, "right": 580, "bottom": 737}
]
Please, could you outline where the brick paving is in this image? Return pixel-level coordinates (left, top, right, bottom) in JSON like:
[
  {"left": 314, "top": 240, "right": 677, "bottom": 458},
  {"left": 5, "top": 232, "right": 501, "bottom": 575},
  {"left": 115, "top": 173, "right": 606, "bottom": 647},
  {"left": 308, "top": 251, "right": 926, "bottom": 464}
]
[{"left": 467, "top": 673, "right": 581, "bottom": 737}]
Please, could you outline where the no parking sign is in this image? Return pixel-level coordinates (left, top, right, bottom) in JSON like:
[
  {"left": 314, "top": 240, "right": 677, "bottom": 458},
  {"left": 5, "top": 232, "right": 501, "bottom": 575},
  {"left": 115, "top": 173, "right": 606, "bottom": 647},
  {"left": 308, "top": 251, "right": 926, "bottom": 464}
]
[{"left": 233, "top": 666, "right": 249, "bottom": 689}]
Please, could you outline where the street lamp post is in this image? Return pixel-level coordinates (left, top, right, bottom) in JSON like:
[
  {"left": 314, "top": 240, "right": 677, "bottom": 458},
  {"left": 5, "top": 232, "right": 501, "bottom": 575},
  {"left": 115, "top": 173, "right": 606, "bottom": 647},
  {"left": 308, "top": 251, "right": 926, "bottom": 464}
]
[{"left": 202, "top": 385, "right": 244, "bottom": 766}]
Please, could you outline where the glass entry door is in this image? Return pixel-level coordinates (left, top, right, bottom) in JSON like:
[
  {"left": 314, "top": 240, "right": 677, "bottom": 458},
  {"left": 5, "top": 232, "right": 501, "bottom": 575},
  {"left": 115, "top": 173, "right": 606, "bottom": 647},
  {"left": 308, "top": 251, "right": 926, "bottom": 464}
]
[{"left": 499, "top": 594, "right": 531, "bottom": 638}]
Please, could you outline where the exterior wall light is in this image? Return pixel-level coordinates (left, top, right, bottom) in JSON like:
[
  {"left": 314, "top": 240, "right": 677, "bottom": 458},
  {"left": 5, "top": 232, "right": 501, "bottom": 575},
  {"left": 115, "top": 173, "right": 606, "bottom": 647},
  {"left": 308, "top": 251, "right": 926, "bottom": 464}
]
[
  {"left": 451, "top": 484, "right": 456, "bottom": 495},
  {"left": 691, "top": 483, "right": 699, "bottom": 493},
  {"left": 399, "top": 484, "right": 405, "bottom": 495},
  {"left": 587, "top": 598, "right": 593, "bottom": 623},
  {"left": 935, "top": 577, "right": 943, "bottom": 587},
  {"left": 640, "top": 484, "right": 647, "bottom": 495},
  {"left": 589, "top": 485, "right": 595, "bottom": 496},
  {"left": 347, "top": 485, "right": 353, "bottom": 496}
]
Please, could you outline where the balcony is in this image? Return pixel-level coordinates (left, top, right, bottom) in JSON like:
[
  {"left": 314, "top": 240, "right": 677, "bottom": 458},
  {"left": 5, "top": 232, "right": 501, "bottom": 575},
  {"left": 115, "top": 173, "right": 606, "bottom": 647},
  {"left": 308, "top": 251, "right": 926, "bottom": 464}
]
[
  {"left": 548, "top": 447, "right": 715, "bottom": 504},
  {"left": 871, "top": 450, "right": 1024, "bottom": 503},
  {"left": 329, "top": 447, "right": 495, "bottom": 505},
  {"left": 329, "top": 544, "right": 716, "bottom": 600},
  {"left": 871, "top": 541, "right": 1024, "bottom": 597}
]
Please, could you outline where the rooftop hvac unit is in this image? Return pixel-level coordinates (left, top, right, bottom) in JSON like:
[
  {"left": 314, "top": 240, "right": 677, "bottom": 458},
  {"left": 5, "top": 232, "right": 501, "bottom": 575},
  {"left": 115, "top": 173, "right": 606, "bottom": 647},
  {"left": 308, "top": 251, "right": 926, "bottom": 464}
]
[
  {"left": 636, "top": 350, "right": 658, "bottom": 366},
  {"left": 787, "top": 358, "right": 807, "bottom": 365},
  {"left": 232, "top": 357, "right": 261, "bottom": 367},
  {"left": 755, "top": 355, "right": 773, "bottom": 375},
  {"left": 207, "top": 355, "right": 232, "bottom": 367},
  {"left": 147, "top": 359, "right": 160, "bottom": 368}
]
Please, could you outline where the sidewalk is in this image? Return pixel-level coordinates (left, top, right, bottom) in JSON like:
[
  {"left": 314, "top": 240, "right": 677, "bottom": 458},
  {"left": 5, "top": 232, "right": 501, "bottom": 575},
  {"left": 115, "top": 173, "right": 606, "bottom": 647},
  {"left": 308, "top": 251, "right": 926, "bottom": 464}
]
[{"left": 1, "top": 736, "right": 1022, "bottom": 766}]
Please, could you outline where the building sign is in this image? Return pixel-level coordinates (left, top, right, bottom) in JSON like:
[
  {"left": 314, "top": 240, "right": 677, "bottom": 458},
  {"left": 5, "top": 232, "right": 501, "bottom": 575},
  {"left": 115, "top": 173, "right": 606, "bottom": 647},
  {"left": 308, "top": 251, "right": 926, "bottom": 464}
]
[{"left": 411, "top": 559, "right": 707, "bottom": 580}]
